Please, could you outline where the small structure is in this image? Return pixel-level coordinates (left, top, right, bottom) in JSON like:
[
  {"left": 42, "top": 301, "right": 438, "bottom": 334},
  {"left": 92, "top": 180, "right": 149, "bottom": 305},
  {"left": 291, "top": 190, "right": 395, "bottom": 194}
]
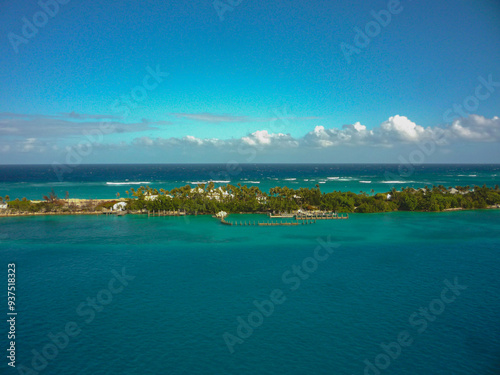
[
  {"left": 113, "top": 202, "right": 127, "bottom": 211},
  {"left": 0, "top": 203, "right": 7, "bottom": 210},
  {"left": 256, "top": 195, "right": 267, "bottom": 203},
  {"left": 215, "top": 211, "right": 228, "bottom": 219}
]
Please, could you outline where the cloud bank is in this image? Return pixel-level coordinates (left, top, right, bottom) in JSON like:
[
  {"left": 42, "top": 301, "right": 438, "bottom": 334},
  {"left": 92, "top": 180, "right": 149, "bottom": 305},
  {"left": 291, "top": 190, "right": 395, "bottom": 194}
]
[
  {"left": 0, "top": 114, "right": 499, "bottom": 163},
  {"left": 127, "top": 115, "right": 500, "bottom": 151}
]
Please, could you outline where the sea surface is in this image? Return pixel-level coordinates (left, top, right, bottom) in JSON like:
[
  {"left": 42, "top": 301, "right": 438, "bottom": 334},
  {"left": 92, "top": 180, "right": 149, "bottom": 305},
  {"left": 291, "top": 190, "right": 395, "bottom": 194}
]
[
  {"left": 0, "top": 165, "right": 499, "bottom": 374},
  {"left": 0, "top": 164, "right": 499, "bottom": 199}
]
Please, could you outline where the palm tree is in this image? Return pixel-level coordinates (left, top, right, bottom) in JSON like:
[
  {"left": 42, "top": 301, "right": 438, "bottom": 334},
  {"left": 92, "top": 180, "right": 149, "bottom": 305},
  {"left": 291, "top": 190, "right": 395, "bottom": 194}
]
[
  {"left": 5, "top": 195, "right": 10, "bottom": 202},
  {"left": 43, "top": 189, "right": 58, "bottom": 202}
]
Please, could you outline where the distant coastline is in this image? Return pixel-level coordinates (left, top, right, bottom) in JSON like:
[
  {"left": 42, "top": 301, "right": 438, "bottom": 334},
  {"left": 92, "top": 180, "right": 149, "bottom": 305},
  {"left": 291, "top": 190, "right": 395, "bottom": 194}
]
[{"left": 1, "top": 183, "right": 499, "bottom": 218}]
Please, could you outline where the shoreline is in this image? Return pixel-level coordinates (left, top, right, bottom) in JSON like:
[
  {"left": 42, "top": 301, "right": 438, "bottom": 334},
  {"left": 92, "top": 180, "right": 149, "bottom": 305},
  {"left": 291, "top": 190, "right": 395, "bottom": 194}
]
[
  {"left": 1, "top": 205, "right": 499, "bottom": 219},
  {"left": 2, "top": 184, "right": 499, "bottom": 218}
]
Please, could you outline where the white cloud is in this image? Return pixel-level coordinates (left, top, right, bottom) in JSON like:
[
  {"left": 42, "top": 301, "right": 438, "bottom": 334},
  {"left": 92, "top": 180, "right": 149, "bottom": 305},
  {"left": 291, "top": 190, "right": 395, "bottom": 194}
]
[
  {"left": 306, "top": 126, "right": 335, "bottom": 147},
  {"left": 134, "top": 136, "right": 154, "bottom": 146},
  {"left": 304, "top": 121, "right": 375, "bottom": 147},
  {"left": 447, "top": 115, "right": 500, "bottom": 141},
  {"left": 343, "top": 122, "right": 367, "bottom": 132},
  {"left": 115, "top": 115, "right": 500, "bottom": 152},
  {"left": 22, "top": 138, "right": 37, "bottom": 152},
  {"left": 0, "top": 137, "right": 52, "bottom": 153},
  {"left": 241, "top": 130, "right": 298, "bottom": 148},
  {"left": 184, "top": 135, "right": 204, "bottom": 145},
  {"left": 302, "top": 115, "right": 500, "bottom": 148},
  {"left": 379, "top": 115, "right": 428, "bottom": 142},
  {"left": 2, "top": 115, "right": 500, "bottom": 159}
]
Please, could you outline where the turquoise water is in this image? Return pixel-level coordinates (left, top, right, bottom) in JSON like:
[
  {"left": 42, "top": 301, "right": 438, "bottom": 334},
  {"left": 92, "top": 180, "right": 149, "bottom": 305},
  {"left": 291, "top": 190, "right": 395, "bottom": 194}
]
[{"left": 1, "top": 210, "right": 499, "bottom": 374}]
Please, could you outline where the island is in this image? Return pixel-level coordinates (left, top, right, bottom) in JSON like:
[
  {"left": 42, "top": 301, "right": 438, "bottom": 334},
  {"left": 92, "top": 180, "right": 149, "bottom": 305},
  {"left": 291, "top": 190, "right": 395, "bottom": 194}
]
[{"left": 1, "top": 183, "right": 500, "bottom": 218}]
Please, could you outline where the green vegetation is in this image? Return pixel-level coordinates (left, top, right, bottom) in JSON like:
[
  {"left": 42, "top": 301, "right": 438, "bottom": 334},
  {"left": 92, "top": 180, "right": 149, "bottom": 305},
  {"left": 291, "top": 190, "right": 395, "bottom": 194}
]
[
  {"left": 1, "top": 184, "right": 500, "bottom": 215},
  {"left": 125, "top": 183, "right": 500, "bottom": 214},
  {"left": 6, "top": 198, "right": 64, "bottom": 213}
]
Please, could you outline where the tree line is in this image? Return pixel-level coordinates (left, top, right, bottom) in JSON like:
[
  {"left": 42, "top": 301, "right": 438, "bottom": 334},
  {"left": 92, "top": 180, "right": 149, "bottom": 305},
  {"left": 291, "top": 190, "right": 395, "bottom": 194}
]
[
  {"left": 3, "top": 184, "right": 500, "bottom": 214},
  {"left": 125, "top": 183, "right": 500, "bottom": 214}
]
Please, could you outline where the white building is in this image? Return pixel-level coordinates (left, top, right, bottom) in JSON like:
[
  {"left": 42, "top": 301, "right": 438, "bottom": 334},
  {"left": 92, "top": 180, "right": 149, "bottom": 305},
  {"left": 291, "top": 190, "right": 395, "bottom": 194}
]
[
  {"left": 113, "top": 202, "right": 127, "bottom": 211},
  {"left": 215, "top": 211, "right": 228, "bottom": 218}
]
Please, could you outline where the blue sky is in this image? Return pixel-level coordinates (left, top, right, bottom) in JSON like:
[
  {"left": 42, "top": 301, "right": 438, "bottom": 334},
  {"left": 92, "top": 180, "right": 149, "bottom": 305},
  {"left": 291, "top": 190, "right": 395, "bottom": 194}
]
[{"left": 0, "top": 0, "right": 499, "bottom": 163}]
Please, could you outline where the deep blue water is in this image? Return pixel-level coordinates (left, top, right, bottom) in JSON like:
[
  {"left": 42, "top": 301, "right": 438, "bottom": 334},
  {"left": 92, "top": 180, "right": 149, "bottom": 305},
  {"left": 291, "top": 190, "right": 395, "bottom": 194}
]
[
  {"left": 0, "top": 164, "right": 499, "bottom": 199},
  {"left": 0, "top": 210, "right": 499, "bottom": 374},
  {"left": 0, "top": 164, "right": 499, "bottom": 374}
]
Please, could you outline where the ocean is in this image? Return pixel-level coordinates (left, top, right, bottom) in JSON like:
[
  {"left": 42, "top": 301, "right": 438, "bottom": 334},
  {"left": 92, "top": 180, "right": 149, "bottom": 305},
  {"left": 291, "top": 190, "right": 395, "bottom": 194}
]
[
  {"left": 0, "top": 164, "right": 499, "bottom": 200},
  {"left": 0, "top": 164, "right": 499, "bottom": 374}
]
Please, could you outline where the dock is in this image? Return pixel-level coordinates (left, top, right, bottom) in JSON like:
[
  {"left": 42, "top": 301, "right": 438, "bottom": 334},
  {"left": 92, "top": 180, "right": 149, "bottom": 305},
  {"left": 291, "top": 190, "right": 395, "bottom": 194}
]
[
  {"left": 268, "top": 213, "right": 295, "bottom": 218},
  {"left": 147, "top": 210, "right": 186, "bottom": 217},
  {"left": 145, "top": 209, "right": 348, "bottom": 226},
  {"left": 102, "top": 210, "right": 127, "bottom": 216},
  {"left": 220, "top": 218, "right": 317, "bottom": 226},
  {"left": 269, "top": 211, "right": 349, "bottom": 220},
  {"left": 295, "top": 213, "right": 349, "bottom": 220}
]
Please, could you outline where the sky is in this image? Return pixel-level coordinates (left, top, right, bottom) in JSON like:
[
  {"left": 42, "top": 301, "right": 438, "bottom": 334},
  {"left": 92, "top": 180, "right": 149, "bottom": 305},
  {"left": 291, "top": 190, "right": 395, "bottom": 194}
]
[{"left": 0, "top": 0, "right": 499, "bottom": 164}]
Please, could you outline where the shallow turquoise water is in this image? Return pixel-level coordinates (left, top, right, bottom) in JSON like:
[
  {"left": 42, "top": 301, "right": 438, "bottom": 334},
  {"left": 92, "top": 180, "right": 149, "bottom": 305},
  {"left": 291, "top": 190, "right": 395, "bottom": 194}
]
[{"left": 1, "top": 210, "right": 499, "bottom": 374}]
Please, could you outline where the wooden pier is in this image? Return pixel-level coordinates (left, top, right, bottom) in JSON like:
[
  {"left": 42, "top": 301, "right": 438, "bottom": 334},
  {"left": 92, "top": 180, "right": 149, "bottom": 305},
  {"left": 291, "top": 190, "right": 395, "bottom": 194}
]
[
  {"left": 269, "top": 211, "right": 349, "bottom": 220},
  {"left": 220, "top": 218, "right": 317, "bottom": 226},
  {"left": 268, "top": 213, "right": 295, "bottom": 218},
  {"left": 102, "top": 210, "right": 127, "bottom": 216},
  {"left": 147, "top": 210, "right": 186, "bottom": 217},
  {"left": 295, "top": 213, "right": 349, "bottom": 220},
  {"left": 146, "top": 209, "right": 348, "bottom": 227}
]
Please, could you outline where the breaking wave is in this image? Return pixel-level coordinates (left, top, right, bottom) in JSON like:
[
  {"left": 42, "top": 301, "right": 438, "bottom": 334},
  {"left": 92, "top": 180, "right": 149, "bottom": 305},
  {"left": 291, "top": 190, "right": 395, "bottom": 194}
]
[{"left": 106, "top": 181, "right": 151, "bottom": 186}]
